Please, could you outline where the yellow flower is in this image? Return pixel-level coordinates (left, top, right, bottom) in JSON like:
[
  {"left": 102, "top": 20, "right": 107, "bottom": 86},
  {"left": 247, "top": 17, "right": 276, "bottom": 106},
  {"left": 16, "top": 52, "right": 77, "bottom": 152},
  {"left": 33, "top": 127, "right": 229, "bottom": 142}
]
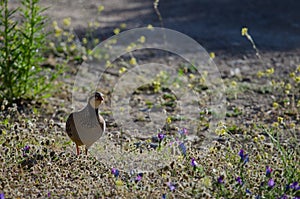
[
  {"left": 177, "top": 155, "right": 184, "bottom": 161},
  {"left": 87, "top": 49, "right": 93, "bottom": 55},
  {"left": 119, "top": 67, "right": 127, "bottom": 74},
  {"left": 199, "top": 77, "right": 206, "bottom": 84},
  {"left": 138, "top": 36, "right": 146, "bottom": 43},
  {"left": 52, "top": 21, "right": 58, "bottom": 28},
  {"left": 231, "top": 81, "right": 237, "bottom": 87},
  {"left": 264, "top": 152, "right": 269, "bottom": 159},
  {"left": 271, "top": 80, "right": 276, "bottom": 86},
  {"left": 290, "top": 72, "right": 296, "bottom": 78},
  {"left": 257, "top": 71, "right": 264, "bottom": 78},
  {"left": 106, "top": 60, "right": 112, "bottom": 67},
  {"left": 215, "top": 127, "right": 226, "bottom": 136},
  {"left": 69, "top": 43, "right": 76, "bottom": 51},
  {"left": 120, "top": 23, "right": 127, "bottom": 29},
  {"left": 67, "top": 34, "right": 75, "bottom": 42},
  {"left": 253, "top": 136, "right": 258, "bottom": 143},
  {"left": 93, "top": 38, "right": 99, "bottom": 45},
  {"left": 210, "top": 52, "right": 215, "bottom": 59},
  {"left": 201, "top": 176, "right": 212, "bottom": 188},
  {"left": 98, "top": 5, "right": 104, "bottom": 12},
  {"left": 266, "top": 68, "right": 274, "bottom": 75},
  {"left": 147, "top": 24, "right": 154, "bottom": 30},
  {"left": 88, "top": 22, "right": 94, "bottom": 28},
  {"left": 289, "top": 122, "right": 295, "bottom": 129},
  {"left": 241, "top": 27, "right": 248, "bottom": 36},
  {"left": 115, "top": 179, "right": 123, "bottom": 186},
  {"left": 189, "top": 74, "right": 195, "bottom": 79},
  {"left": 277, "top": 116, "right": 284, "bottom": 124},
  {"left": 227, "top": 162, "right": 233, "bottom": 169},
  {"left": 297, "top": 100, "right": 300, "bottom": 107},
  {"left": 82, "top": 38, "right": 88, "bottom": 44},
  {"left": 256, "top": 154, "right": 262, "bottom": 161},
  {"left": 294, "top": 76, "right": 300, "bottom": 83},
  {"left": 129, "top": 57, "right": 137, "bottom": 65},
  {"left": 259, "top": 135, "right": 265, "bottom": 141},
  {"left": 209, "top": 146, "right": 216, "bottom": 153},
  {"left": 126, "top": 45, "right": 132, "bottom": 52},
  {"left": 166, "top": 117, "right": 171, "bottom": 124},
  {"left": 279, "top": 81, "right": 285, "bottom": 87},
  {"left": 285, "top": 83, "right": 292, "bottom": 90},
  {"left": 126, "top": 43, "right": 136, "bottom": 52},
  {"left": 272, "top": 102, "right": 279, "bottom": 108},
  {"left": 113, "top": 28, "right": 120, "bottom": 35},
  {"left": 63, "top": 31, "right": 68, "bottom": 36},
  {"left": 55, "top": 27, "right": 63, "bottom": 37},
  {"left": 63, "top": 17, "right": 71, "bottom": 27},
  {"left": 272, "top": 122, "right": 279, "bottom": 128},
  {"left": 49, "top": 42, "right": 55, "bottom": 48},
  {"left": 94, "top": 22, "right": 100, "bottom": 28},
  {"left": 153, "top": 81, "right": 161, "bottom": 92}
]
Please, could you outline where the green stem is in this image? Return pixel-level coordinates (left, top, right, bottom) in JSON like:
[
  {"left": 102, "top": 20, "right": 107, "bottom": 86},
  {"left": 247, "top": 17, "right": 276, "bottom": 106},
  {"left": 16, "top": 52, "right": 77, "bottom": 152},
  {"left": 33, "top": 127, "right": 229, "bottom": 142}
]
[{"left": 3, "top": 0, "right": 13, "bottom": 101}]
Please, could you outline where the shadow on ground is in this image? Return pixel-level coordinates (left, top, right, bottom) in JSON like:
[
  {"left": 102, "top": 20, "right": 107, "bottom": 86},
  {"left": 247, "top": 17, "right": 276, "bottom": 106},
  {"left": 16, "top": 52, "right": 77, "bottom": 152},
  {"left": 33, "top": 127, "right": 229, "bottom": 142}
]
[{"left": 10, "top": 0, "right": 300, "bottom": 54}]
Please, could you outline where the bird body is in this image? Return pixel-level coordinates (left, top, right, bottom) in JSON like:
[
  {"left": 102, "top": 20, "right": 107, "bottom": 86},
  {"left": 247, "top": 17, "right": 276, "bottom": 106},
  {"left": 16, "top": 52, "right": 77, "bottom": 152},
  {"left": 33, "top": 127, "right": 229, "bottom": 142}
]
[{"left": 66, "top": 92, "right": 105, "bottom": 155}]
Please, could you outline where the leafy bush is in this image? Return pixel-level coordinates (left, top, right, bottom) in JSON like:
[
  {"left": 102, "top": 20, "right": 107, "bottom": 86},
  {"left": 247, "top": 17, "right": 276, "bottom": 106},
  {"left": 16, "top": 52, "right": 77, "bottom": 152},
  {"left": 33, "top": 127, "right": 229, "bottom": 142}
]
[{"left": 0, "top": 0, "right": 59, "bottom": 103}]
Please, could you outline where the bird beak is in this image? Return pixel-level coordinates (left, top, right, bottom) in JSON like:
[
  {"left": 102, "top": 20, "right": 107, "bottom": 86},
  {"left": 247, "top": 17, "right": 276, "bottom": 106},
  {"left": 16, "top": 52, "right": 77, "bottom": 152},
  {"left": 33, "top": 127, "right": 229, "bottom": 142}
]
[{"left": 99, "top": 94, "right": 104, "bottom": 101}]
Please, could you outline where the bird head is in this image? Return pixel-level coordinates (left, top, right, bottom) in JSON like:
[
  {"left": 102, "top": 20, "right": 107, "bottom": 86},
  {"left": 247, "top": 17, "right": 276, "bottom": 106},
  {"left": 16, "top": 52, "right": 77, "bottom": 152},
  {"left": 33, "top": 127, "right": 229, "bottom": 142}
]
[{"left": 88, "top": 92, "right": 104, "bottom": 109}]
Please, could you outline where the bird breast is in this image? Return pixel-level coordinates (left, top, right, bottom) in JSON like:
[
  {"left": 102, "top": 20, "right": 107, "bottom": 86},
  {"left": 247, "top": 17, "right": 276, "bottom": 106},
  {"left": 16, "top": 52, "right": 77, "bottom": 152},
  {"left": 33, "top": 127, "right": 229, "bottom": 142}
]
[{"left": 72, "top": 108, "right": 104, "bottom": 148}]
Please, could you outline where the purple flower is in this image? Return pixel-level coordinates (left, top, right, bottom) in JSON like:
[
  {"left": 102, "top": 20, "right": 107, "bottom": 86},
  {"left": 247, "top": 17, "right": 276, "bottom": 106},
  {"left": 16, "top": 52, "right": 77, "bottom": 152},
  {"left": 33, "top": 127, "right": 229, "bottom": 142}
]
[
  {"left": 22, "top": 145, "right": 30, "bottom": 157},
  {"left": 279, "top": 194, "right": 288, "bottom": 199},
  {"left": 236, "top": 176, "right": 243, "bottom": 185},
  {"left": 238, "top": 149, "right": 244, "bottom": 158},
  {"left": 158, "top": 133, "right": 165, "bottom": 141},
  {"left": 47, "top": 192, "right": 51, "bottom": 197},
  {"left": 178, "top": 142, "right": 186, "bottom": 156},
  {"left": 266, "top": 166, "right": 272, "bottom": 177},
  {"left": 162, "top": 194, "right": 166, "bottom": 199},
  {"left": 244, "top": 154, "right": 249, "bottom": 164},
  {"left": 268, "top": 178, "right": 275, "bottom": 188},
  {"left": 217, "top": 175, "right": 224, "bottom": 184},
  {"left": 285, "top": 184, "right": 290, "bottom": 192},
  {"left": 238, "top": 149, "right": 249, "bottom": 164},
  {"left": 167, "top": 182, "right": 175, "bottom": 191},
  {"left": 191, "top": 158, "right": 198, "bottom": 167},
  {"left": 0, "top": 193, "right": 4, "bottom": 199},
  {"left": 111, "top": 168, "right": 119, "bottom": 178},
  {"left": 178, "top": 128, "right": 188, "bottom": 136},
  {"left": 246, "top": 188, "right": 251, "bottom": 194},
  {"left": 23, "top": 146, "right": 30, "bottom": 152},
  {"left": 135, "top": 173, "right": 143, "bottom": 182},
  {"left": 290, "top": 182, "right": 300, "bottom": 191}
]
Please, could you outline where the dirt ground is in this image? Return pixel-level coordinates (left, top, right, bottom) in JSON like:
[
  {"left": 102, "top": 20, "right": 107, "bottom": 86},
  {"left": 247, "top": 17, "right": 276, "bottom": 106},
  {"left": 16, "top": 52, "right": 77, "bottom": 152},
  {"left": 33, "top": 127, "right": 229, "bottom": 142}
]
[
  {"left": 9, "top": 0, "right": 300, "bottom": 52},
  {"left": 2, "top": 1, "right": 300, "bottom": 198},
  {"left": 41, "top": 0, "right": 300, "bottom": 52},
  {"left": 7, "top": 0, "right": 300, "bottom": 144}
]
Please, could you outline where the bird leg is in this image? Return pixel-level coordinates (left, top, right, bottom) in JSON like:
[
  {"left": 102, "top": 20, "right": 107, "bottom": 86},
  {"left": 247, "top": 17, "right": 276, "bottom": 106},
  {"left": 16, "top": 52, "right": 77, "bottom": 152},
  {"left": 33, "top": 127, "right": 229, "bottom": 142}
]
[{"left": 76, "top": 144, "right": 80, "bottom": 155}]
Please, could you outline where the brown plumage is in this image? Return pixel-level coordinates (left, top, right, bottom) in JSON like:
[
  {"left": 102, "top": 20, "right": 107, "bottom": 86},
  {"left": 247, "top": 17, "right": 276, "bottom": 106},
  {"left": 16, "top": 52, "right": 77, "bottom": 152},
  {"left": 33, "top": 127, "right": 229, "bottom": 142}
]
[{"left": 66, "top": 92, "right": 106, "bottom": 155}]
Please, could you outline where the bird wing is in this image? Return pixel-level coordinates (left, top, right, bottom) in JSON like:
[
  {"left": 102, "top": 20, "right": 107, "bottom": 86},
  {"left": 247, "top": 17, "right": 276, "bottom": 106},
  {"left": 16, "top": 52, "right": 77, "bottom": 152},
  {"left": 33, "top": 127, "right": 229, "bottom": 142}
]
[{"left": 66, "top": 113, "right": 83, "bottom": 145}]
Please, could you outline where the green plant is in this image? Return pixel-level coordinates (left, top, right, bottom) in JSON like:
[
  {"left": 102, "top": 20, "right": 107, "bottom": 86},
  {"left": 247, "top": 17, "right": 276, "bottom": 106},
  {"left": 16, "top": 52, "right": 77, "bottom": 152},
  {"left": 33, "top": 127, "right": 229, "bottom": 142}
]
[{"left": 0, "top": 0, "right": 59, "bottom": 103}]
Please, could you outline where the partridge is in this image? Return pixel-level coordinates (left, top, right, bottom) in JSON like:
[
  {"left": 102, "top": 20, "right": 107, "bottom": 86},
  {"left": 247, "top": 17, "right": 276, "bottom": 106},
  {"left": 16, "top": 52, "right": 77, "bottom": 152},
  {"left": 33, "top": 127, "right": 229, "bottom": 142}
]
[{"left": 66, "top": 92, "right": 106, "bottom": 155}]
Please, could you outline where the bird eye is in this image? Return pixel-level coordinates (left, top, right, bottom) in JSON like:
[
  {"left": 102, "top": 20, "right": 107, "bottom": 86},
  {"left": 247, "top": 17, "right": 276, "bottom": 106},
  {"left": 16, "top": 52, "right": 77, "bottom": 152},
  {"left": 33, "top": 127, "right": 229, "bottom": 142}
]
[{"left": 95, "top": 92, "right": 103, "bottom": 100}]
